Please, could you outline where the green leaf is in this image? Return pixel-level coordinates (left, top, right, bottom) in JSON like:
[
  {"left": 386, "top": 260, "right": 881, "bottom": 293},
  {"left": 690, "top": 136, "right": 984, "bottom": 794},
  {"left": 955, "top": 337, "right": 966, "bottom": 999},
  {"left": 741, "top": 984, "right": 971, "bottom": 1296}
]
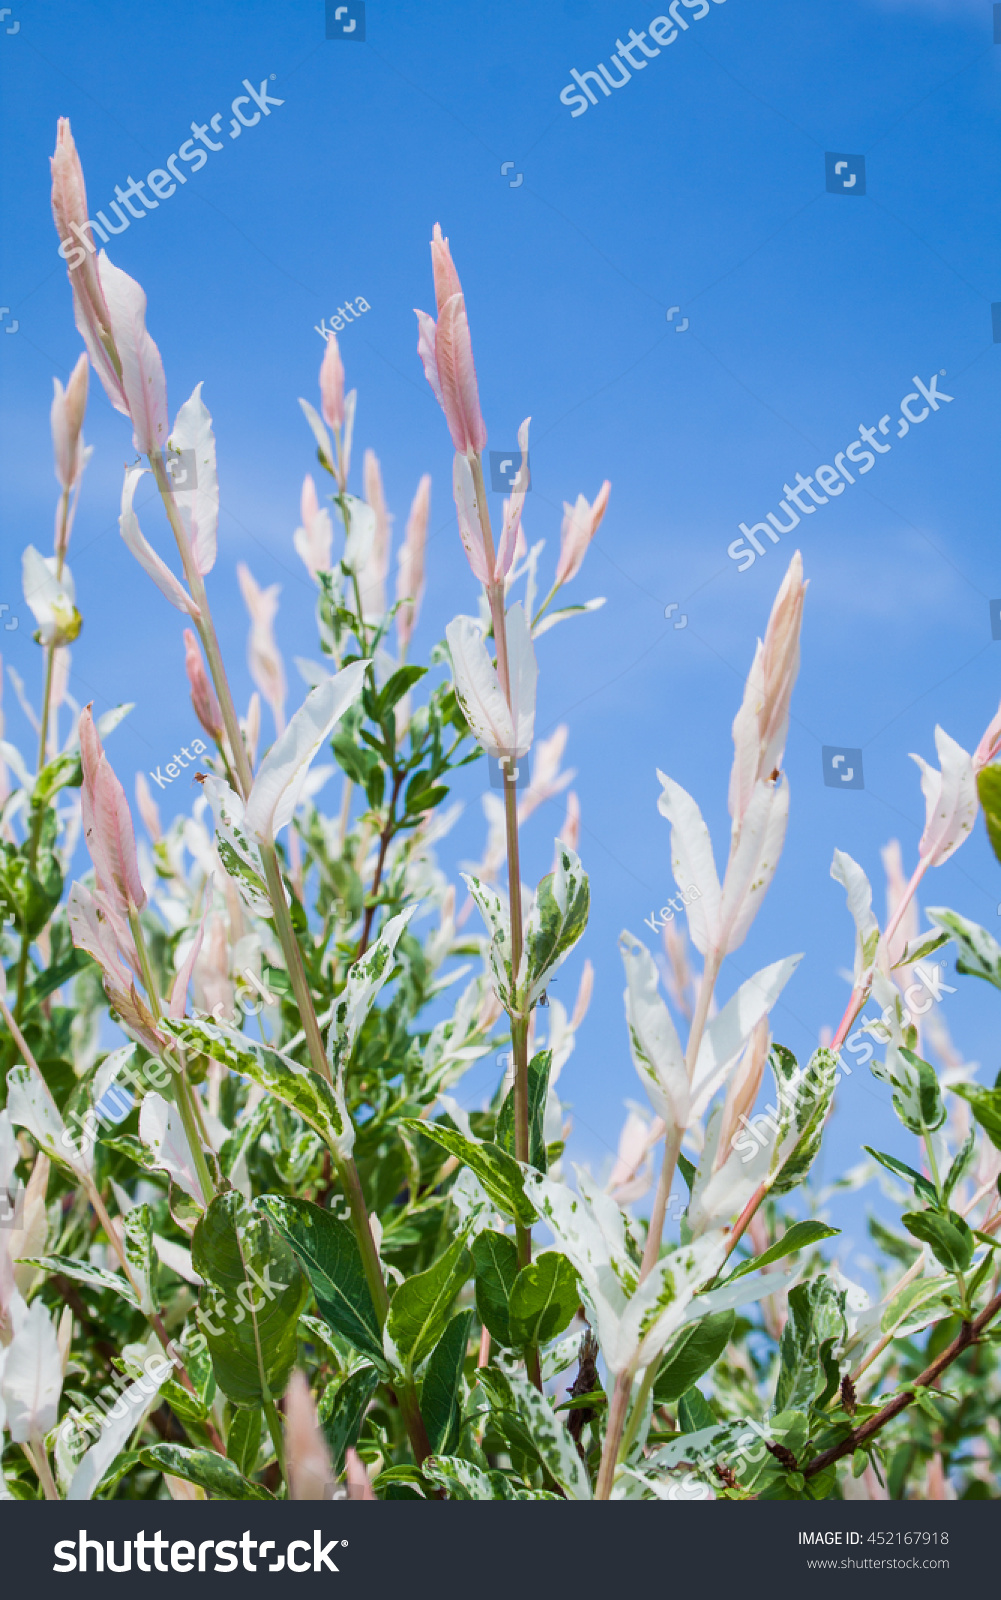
[
  {"left": 421, "top": 1310, "right": 472, "bottom": 1456},
  {"left": 768, "top": 1046, "right": 839, "bottom": 1197},
  {"left": 405, "top": 783, "right": 448, "bottom": 815},
  {"left": 166, "top": 1017, "right": 353, "bottom": 1160},
  {"left": 16, "top": 1254, "right": 138, "bottom": 1309},
  {"left": 331, "top": 732, "right": 374, "bottom": 786},
  {"left": 226, "top": 1408, "right": 261, "bottom": 1478},
  {"left": 521, "top": 846, "right": 590, "bottom": 1005},
  {"left": 422, "top": 1455, "right": 498, "bottom": 1500},
  {"left": 863, "top": 1145, "right": 938, "bottom": 1205},
  {"left": 470, "top": 1229, "right": 519, "bottom": 1347},
  {"left": 950, "top": 1083, "right": 1001, "bottom": 1152},
  {"left": 19, "top": 949, "right": 90, "bottom": 1018},
  {"left": 378, "top": 664, "right": 426, "bottom": 717},
  {"left": 191, "top": 1191, "right": 308, "bottom": 1407},
  {"left": 475, "top": 1366, "right": 590, "bottom": 1499},
  {"left": 901, "top": 1208, "right": 974, "bottom": 1274},
  {"left": 139, "top": 1444, "right": 273, "bottom": 1500},
  {"left": 774, "top": 1277, "right": 847, "bottom": 1414},
  {"left": 403, "top": 1120, "right": 535, "bottom": 1227},
  {"left": 677, "top": 1387, "right": 717, "bottom": 1433},
  {"left": 653, "top": 1312, "right": 735, "bottom": 1405},
  {"left": 925, "top": 908, "right": 1001, "bottom": 989},
  {"left": 496, "top": 1049, "right": 551, "bottom": 1173},
  {"left": 942, "top": 1128, "right": 977, "bottom": 1205},
  {"left": 384, "top": 1234, "right": 472, "bottom": 1372},
  {"left": 256, "top": 1195, "right": 385, "bottom": 1369},
  {"left": 202, "top": 778, "right": 273, "bottom": 918},
  {"left": 977, "top": 765, "right": 1001, "bottom": 867},
  {"left": 319, "top": 1363, "right": 380, "bottom": 1474},
  {"left": 677, "top": 1152, "right": 696, "bottom": 1194},
  {"left": 725, "top": 1221, "right": 840, "bottom": 1283},
  {"left": 508, "top": 1252, "right": 579, "bottom": 1349},
  {"left": 31, "top": 750, "right": 82, "bottom": 808},
  {"left": 123, "top": 1203, "right": 157, "bottom": 1315},
  {"left": 878, "top": 1275, "right": 954, "bottom": 1339}
]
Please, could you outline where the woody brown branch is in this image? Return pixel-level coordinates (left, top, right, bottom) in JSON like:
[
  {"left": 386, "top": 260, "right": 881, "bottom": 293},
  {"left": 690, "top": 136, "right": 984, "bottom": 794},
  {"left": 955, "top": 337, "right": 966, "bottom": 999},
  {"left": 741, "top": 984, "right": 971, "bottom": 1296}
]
[{"left": 804, "top": 1288, "right": 1001, "bottom": 1478}]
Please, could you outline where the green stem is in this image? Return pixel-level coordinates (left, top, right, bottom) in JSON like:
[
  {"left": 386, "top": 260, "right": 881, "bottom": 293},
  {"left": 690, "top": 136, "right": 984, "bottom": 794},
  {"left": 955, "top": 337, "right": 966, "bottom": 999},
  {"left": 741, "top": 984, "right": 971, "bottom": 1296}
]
[
  {"left": 531, "top": 578, "right": 561, "bottom": 633},
  {"left": 259, "top": 843, "right": 331, "bottom": 1085},
  {"left": 127, "top": 907, "right": 215, "bottom": 1209},
  {"left": 338, "top": 1152, "right": 433, "bottom": 1465},
  {"left": 264, "top": 1395, "right": 287, "bottom": 1489},
  {"left": 923, "top": 1132, "right": 943, "bottom": 1201}
]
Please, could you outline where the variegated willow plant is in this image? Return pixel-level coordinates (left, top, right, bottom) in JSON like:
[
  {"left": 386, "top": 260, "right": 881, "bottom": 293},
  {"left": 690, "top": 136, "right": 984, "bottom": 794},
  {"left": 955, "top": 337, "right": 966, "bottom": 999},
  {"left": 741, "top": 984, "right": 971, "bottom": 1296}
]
[{"left": 0, "top": 120, "right": 998, "bottom": 1507}]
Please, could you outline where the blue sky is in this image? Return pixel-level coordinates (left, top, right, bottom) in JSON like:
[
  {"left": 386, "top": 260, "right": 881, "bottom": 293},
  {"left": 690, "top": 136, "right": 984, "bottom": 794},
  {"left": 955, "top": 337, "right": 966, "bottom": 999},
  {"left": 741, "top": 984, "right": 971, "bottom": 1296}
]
[{"left": 2, "top": 0, "right": 1000, "bottom": 1275}]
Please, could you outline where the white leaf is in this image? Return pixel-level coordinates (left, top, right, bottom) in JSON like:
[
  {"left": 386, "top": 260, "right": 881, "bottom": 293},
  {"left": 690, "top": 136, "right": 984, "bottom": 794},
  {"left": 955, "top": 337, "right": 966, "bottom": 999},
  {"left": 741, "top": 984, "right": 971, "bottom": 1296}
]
[
  {"left": 691, "top": 954, "right": 801, "bottom": 1119},
  {"left": 452, "top": 453, "right": 489, "bottom": 583},
  {"left": 327, "top": 906, "right": 416, "bottom": 1158},
  {"left": 831, "top": 849, "right": 880, "bottom": 986},
  {"left": 152, "top": 1234, "right": 202, "bottom": 1285},
  {"left": 620, "top": 931, "right": 689, "bottom": 1130},
  {"left": 119, "top": 466, "right": 199, "bottom": 617},
  {"left": 505, "top": 603, "right": 538, "bottom": 760},
  {"left": 98, "top": 252, "right": 169, "bottom": 455},
  {"left": 532, "top": 596, "right": 606, "bottom": 638},
  {"left": 620, "top": 1230, "right": 730, "bottom": 1373},
  {"left": 21, "top": 547, "right": 79, "bottom": 645},
  {"left": 1, "top": 1297, "right": 63, "bottom": 1441},
  {"left": 138, "top": 1093, "right": 201, "bottom": 1202},
  {"left": 656, "top": 774, "right": 721, "bottom": 957},
  {"left": 718, "top": 776, "right": 789, "bottom": 955},
  {"left": 298, "top": 398, "right": 334, "bottom": 471},
  {"left": 446, "top": 616, "right": 515, "bottom": 759},
  {"left": 340, "top": 495, "right": 376, "bottom": 574},
  {"left": 169, "top": 383, "right": 219, "bottom": 576},
  {"left": 688, "top": 1105, "right": 767, "bottom": 1237},
  {"left": 6, "top": 1065, "right": 92, "bottom": 1179},
  {"left": 683, "top": 1259, "right": 801, "bottom": 1322},
  {"left": 245, "top": 661, "right": 368, "bottom": 842},
  {"left": 911, "top": 726, "right": 976, "bottom": 868},
  {"left": 67, "top": 1363, "right": 171, "bottom": 1499}
]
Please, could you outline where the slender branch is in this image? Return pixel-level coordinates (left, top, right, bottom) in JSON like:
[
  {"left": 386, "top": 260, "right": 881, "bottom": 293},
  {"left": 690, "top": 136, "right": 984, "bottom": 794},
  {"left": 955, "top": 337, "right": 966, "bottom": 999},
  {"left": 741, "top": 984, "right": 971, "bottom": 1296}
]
[
  {"left": 830, "top": 855, "right": 931, "bottom": 1053},
  {"left": 128, "top": 907, "right": 215, "bottom": 1209},
  {"left": 337, "top": 1155, "right": 433, "bottom": 1465},
  {"left": 260, "top": 843, "right": 331, "bottom": 1085},
  {"left": 148, "top": 451, "right": 253, "bottom": 801},
  {"left": 639, "top": 1122, "right": 684, "bottom": 1281},
  {"left": 641, "top": 950, "right": 721, "bottom": 1277},
  {"left": 355, "top": 769, "right": 404, "bottom": 961},
  {"left": 595, "top": 1367, "right": 634, "bottom": 1500},
  {"left": 805, "top": 1288, "right": 1001, "bottom": 1478},
  {"left": 23, "top": 1439, "right": 59, "bottom": 1501}
]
